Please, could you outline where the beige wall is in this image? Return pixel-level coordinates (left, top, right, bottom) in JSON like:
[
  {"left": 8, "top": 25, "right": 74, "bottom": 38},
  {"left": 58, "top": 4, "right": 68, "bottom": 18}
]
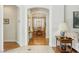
[{"left": 3, "top": 5, "right": 18, "bottom": 42}]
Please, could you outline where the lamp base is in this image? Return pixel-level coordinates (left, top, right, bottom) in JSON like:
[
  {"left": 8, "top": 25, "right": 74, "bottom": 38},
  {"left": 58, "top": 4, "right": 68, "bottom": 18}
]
[{"left": 60, "top": 32, "right": 65, "bottom": 36}]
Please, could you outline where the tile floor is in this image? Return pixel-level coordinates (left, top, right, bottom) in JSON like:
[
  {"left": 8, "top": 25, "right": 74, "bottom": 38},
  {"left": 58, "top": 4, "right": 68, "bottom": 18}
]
[{"left": 5, "top": 45, "right": 55, "bottom": 53}]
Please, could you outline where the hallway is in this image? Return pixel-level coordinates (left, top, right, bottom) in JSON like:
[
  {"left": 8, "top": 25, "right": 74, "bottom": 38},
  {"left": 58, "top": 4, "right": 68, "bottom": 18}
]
[{"left": 28, "top": 36, "right": 48, "bottom": 45}]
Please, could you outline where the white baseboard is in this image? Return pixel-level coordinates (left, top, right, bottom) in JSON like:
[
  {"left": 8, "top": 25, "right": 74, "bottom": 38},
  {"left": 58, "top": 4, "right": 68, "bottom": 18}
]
[
  {"left": 17, "top": 40, "right": 23, "bottom": 47},
  {"left": 4, "top": 40, "right": 17, "bottom": 42}
]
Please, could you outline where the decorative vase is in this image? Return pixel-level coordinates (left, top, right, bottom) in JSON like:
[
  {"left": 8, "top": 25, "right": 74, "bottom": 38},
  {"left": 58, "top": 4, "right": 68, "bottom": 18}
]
[{"left": 60, "top": 31, "right": 65, "bottom": 36}]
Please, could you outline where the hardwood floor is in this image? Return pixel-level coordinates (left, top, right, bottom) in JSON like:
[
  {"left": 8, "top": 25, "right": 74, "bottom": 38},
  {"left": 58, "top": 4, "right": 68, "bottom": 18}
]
[
  {"left": 53, "top": 46, "right": 77, "bottom": 53},
  {"left": 4, "top": 42, "right": 19, "bottom": 51},
  {"left": 28, "top": 36, "right": 49, "bottom": 45},
  {"left": 4, "top": 36, "right": 48, "bottom": 52},
  {"left": 4, "top": 42, "right": 77, "bottom": 53}
]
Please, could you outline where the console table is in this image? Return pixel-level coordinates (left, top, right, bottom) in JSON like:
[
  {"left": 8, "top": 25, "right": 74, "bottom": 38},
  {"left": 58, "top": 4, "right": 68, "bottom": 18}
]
[{"left": 56, "top": 36, "right": 73, "bottom": 53}]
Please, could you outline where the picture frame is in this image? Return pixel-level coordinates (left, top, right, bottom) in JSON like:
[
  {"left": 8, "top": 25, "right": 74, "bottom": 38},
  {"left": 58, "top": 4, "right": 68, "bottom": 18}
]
[
  {"left": 4, "top": 18, "right": 9, "bottom": 24},
  {"left": 73, "top": 11, "right": 79, "bottom": 28}
]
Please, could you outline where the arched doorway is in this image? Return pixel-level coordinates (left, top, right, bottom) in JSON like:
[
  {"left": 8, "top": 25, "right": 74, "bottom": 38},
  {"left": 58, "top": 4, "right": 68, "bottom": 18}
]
[{"left": 28, "top": 7, "right": 49, "bottom": 45}]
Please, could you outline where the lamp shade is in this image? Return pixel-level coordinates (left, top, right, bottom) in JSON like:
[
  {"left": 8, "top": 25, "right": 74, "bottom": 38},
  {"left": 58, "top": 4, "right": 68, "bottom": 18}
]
[{"left": 59, "top": 22, "right": 68, "bottom": 32}]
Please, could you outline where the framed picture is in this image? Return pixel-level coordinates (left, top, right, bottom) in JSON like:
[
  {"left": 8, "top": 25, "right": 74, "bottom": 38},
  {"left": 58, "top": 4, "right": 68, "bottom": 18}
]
[
  {"left": 73, "top": 11, "right": 79, "bottom": 28},
  {"left": 4, "top": 18, "right": 9, "bottom": 24}
]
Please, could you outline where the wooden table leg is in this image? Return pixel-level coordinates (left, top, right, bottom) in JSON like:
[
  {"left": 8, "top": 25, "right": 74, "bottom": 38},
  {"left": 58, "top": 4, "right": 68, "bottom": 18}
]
[
  {"left": 71, "top": 42, "right": 72, "bottom": 53},
  {"left": 56, "top": 38, "right": 57, "bottom": 51},
  {"left": 56, "top": 38, "right": 57, "bottom": 47}
]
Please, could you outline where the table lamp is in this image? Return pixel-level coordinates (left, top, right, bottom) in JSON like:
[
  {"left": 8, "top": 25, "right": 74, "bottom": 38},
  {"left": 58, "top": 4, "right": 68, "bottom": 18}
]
[{"left": 59, "top": 22, "right": 68, "bottom": 36}]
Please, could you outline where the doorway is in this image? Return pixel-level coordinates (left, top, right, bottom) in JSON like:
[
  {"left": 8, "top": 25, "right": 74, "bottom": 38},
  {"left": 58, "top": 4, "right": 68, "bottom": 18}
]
[
  {"left": 3, "top": 5, "right": 19, "bottom": 51},
  {"left": 32, "top": 17, "right": 46, "bottom": 38},
  {"left": 28, "top": 7, "right": 49, "bottom": 45}
]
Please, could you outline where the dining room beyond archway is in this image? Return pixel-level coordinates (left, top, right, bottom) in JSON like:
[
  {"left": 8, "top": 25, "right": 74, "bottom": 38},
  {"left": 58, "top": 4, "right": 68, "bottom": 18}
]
[{"left": 28, "top": 7, "right": 49, "bottom": 45}]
